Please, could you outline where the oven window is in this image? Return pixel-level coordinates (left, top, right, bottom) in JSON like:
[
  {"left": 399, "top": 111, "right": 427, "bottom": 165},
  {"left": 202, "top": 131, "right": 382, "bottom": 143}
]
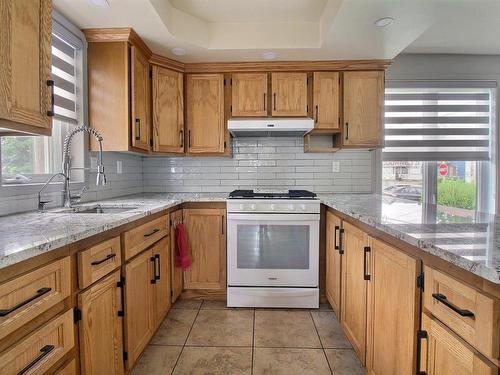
[{"left": 237, "top": 225, "right": 310, "bottom": 269}]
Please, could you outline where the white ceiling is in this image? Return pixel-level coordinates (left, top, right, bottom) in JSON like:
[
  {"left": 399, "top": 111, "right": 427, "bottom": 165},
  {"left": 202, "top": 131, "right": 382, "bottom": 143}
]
[{"left": 53, "top": 0, "right": 500, "bottom": 63}]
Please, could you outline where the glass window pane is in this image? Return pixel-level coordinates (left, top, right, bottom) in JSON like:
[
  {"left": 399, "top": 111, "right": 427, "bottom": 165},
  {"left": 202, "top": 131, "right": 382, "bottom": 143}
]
[
  {"left": 237, "top": 224, "right": 310, "bottom": 269},
  {"left": 437, "top": 161, "right": 477, "bottom": 214},
  {"left": 382, "top": 161, "right": 423, "bottom": 202}
]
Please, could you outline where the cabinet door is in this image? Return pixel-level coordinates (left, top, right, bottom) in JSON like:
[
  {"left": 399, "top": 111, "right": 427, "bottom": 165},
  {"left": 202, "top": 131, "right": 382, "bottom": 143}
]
[
  {"left": 343, "top": 71, "right": 384, "bottom": 147},
  {"left": 186, "top": 74, "right": 225, "bottom": 154},
  {"left": 325, "top": 211, "right": 342, "bottom": 318},
  {"left": 271, "top": 72, "right": 308, "bottom": 117},
  {"left": 170, "top": 210, "right": 184, "bottom": 303},
  {"left": 232, "top": 73, "right": 268, "bottom": 116},
  {"left": 183, "top": 208, "right": 226, "bottom": 290},
  {"left": 151, "top": 236, "right": 171, "bottom": 328},
  {"left": 78, "top": 270, "right": 124, "bottom": 375},
  {"left": 0, "top": 0, "right": 52, "bottom": 134},
  {"left": 420, "top": 313, "right": 497, "bottom": 375},
  {"left": 124, "top": 249, "right": 154, "bottom": 369},
  {"left": 341, "top": 221, "right": 369, "bottom": 364},
  {"left": 152, "top": 66, "right": 184, "bottom": 153},
  {"left": 366, "top": 239, "right": 420, "bottom": 375},
  {"left": 130, "top": 46, "right": 151, "bottom": 151},
  {"left": 313, "top": 72, "right": 340, "bottom": 130}
]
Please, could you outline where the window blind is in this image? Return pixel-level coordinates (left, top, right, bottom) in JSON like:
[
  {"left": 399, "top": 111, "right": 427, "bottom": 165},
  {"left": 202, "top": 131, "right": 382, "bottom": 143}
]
[
  {"left": 383, "top": 81, "right": 494, "bottom": 161},
  {"left": 51, "top": 34, "right": 78, "bottom": 123}
]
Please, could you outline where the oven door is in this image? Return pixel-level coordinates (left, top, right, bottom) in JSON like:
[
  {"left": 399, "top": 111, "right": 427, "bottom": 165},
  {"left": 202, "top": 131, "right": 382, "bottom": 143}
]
[{"left": 227, "top": 213, "right": 319, "bottom": 287}]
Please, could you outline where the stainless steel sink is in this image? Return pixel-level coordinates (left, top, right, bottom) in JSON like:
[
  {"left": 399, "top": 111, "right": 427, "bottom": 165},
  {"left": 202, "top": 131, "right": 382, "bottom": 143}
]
[{"left": 50, "top": 205, "right": 138, "bottom": 214}]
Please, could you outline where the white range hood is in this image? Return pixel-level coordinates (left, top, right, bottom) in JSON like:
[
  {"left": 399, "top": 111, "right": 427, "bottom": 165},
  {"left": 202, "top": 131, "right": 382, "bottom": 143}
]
[{"left": 228, "top": 118, "right": 314, "bottom": 137}]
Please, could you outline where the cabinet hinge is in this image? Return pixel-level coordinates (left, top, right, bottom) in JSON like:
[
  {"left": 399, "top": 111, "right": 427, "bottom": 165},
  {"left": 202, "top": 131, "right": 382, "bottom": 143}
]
[
  {"left": 230, "top": 104, "right": 232, "bottom": 112},
  {"left": 224, "top": 141, "right": 227, "bottom": 149},
  {"left": 417, "top": 272, "right": 424, "bottom": 291},
  {"left": 171, "top": 290, "right": 174, "bottom": 297},
  {"left": 123, "top": 352, "right": 128, "bottom": 362},
  {"left": 117, "top": 310, "right": 124, "bottom": 317},
  {"left": 150, "top": 138, "right": 154, "bottom": 147},
  {"left": 306, "top": 105, "right": 309, "bottom": 112},
  {"left": 73, "top": 307, "right": 82, "bottom": 323}
]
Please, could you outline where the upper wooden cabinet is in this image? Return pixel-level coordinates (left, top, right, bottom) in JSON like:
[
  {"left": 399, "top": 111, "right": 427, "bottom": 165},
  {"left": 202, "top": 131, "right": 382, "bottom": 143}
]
[
  {"left": 231, "top": 73, "right": 268, "bottom": 117},
  {"left": 313, "top": 72, "right": 340, "bottom": 130},
  {"left": 271, "top": 72, "right": 308, "bottom": 117},
  {"left": 186, "top": 74, "right": 226, "bottom": 154},
  {"left": 325, "top": 211, "right": 343, "bottom": 318},
  {"left": 343, "top": 71, "right": 384, "bottom": 148},
  {"left": 183, "top": 208, "right": 226, "bottom": 290},
  {"left": 152, "top": 66, "right": 184, "bottom": 153},
  {"left": 86, "top": 30, "right": 151, "bottom": 153},
  {"left": 0, "top": 0, "right": 53, "bottom": 136}
]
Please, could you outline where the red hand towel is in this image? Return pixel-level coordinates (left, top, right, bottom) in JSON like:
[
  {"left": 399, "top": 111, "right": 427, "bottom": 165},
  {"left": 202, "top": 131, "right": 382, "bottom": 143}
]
[{"left": 175, "top": 223, "right": 192, "bottom": 271}]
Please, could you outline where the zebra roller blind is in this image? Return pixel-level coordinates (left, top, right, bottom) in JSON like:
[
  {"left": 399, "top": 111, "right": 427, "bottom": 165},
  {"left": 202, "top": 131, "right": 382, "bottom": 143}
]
[{"left": 383, "top": 81, "right": 495, "bottom": 161}]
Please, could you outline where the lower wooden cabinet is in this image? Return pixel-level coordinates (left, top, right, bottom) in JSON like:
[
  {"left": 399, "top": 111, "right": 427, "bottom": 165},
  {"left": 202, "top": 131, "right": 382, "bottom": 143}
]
[
  {"left": 183, "top": 208, "right": 226, "bottom": 290},
  {"left": 366, "top": 238, "right": 420, "bottom": 375},
  {"left": 151, "top": 237, "right": 171, "bottom": 327},
  {"left": 325, "top": 211, "right": 343, "bottom": 318},
  {"left": 170, "top": 209, "right": 184, "bottom": 303},
  {"left": 340, "top": 221, "right": 370, "bottom": 364},
  {"left": 419, "top": 313, "right": 497, "bottom": 375}
]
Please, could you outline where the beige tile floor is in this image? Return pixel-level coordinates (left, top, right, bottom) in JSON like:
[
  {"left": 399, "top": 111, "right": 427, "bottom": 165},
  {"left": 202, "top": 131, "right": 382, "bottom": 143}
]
[{"left": 131, "top": 300, "right": 365, "bottom": 375}]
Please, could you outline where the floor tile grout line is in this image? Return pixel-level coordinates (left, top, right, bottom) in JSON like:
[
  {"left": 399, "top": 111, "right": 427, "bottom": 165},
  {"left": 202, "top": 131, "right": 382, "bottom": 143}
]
[
  {"left": 251, "top": 308, "right": 256, "bottom": 375},
  {"left": 310, "top": 310, "right": 334, "bottom": 375}
]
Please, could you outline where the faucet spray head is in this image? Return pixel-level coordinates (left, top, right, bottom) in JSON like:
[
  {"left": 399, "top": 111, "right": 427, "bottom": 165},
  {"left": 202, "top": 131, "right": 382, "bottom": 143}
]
[{"left": 96, "top": 164, "right": 107, "bottom": 186}]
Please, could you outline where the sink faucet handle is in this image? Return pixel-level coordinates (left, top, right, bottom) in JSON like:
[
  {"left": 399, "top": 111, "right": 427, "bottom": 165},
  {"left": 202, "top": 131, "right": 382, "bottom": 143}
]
[{"left": 38, "top": 199, "right": 52, "bottom": 211}]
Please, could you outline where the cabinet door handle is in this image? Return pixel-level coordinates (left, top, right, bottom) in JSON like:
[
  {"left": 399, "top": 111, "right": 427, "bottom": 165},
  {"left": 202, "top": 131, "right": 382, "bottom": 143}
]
[
  {"left": 46, "top": 80, "right": 55, "bottom": 117},
  {"left": 188, "top": 130, "right": 192, "bottom": 148},
  {"left": 334, "top": 225, "right": 339, "bottom": 250},
  {"left": 91, "top": 253, "right": 116, "bottom": 266},
  {"left": 263, "top": 93, "right": 266, "bottom": 111},
  {"left": 273, "top": 93, "right": 276, "bottom": 111},
  {"left": 345, "top": 122, "right": 349, "bottom": 140},
  {"left": 432, "top": 293, "right": 475, "bottom": 317},
  {"left": 416, "top": 330, "right": 428, "bottom": 375},
  {"left": 0, "top": 287, "right": 52, "bottom": 317},
  {"left": 179, "top": 129, "right": 184, "bottom": 148},
  {"left": 363, "top": 246, "right": 371, "bottom": 281},
  {"left": 155, "top": 254, "right": 161, "bottom": 280},
  {"left": 315, "top": 105, "right": 319, "bottom": 123},
  {"left": 144, "top": 228, "right": 160, "bottom": 237},
  {"left": 150, "top": 256, "right": 157, "bottom": 284},
  {"left": 135, "top": 118, "right": 141, "bottom": 140},
  {"left": 221, "top": 215, "right": 224, "bottom": 235},
  {"left": 338, "top": 228, "right": 344, "bottom": 255},
  {"left": 17, "top": 344, "right": 55, "bottom": 375}
]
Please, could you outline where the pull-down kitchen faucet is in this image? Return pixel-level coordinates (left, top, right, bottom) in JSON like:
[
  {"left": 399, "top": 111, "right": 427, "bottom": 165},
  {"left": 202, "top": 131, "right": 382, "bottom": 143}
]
[{"left": 38, "top": 126, "right": 106, "bottom": 210}]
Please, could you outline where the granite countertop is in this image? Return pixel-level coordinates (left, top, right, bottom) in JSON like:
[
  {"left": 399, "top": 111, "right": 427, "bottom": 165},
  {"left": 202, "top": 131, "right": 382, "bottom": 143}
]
[{"left": 0, "top": 193, "right": 498, "bottom": 285}]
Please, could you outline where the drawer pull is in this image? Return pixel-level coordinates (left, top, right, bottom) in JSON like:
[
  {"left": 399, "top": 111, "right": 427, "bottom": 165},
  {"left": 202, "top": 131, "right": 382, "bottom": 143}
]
[
  {"left": 432, "top": 293, "right": 475, "bottom": 318},
  {"left": 0, "top": 287, "right": 52, "bottom": 317},
  {"left": 416, "top": 330, "right": 428, "bottom": 375},
  {"left": 17, "top": 344, "right": 55, "bottom": 375},
  {"left": 144, "top": 228, "right": 160, "bottom": 237},
  {"left": 90, "top": 253, "right": 116, "bottom": 266}
]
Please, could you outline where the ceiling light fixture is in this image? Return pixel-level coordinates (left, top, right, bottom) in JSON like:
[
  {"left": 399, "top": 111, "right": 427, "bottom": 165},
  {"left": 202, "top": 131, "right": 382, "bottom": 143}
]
[
  {"left": 374, "top": 17, "right": 394, "bottom": 28},
  {"left": 171, "top": 47, "right": 187, "bottom": 56},
  {"left": 88, "top": 0, "right": 110, "bottom": 8},
  {"left": 262, "top": 52, "right": 276, "bottom": 60}
]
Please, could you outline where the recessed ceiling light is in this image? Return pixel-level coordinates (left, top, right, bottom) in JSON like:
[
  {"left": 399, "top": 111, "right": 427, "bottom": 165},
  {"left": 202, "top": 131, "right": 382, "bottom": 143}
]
[
  {"left": 374, "top": 17, "right": 394, "bottom": 28},
  {"left": 88, "top": 0, "right": 109, "bottom": 8},
  {"left": 171, "top": 47, "right": 187, "bottom": 56},
  {"left": 262, "top": 52, "right": 276, "bottom": 60}
]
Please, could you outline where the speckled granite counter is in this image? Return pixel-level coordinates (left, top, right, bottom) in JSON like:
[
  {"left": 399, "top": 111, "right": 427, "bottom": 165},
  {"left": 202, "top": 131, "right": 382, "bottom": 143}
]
[{"left": 0, "top": 193, "right": 498, "bottom": 284}]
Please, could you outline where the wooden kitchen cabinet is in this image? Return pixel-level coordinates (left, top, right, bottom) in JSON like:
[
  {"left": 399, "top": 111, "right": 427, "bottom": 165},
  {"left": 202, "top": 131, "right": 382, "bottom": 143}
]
[
  {"left": 343, "top": 71, "right": 384, "bottom": 148},
  {"left": 271, "top": 72, "right": 308, "bottom": 117},
  {"left": 325, "top": 211, "right": 343, "bottom": 318},
  {"left": 186, "top": 74, "right": 226, "bottom": 154},
  {"left": 183, "top": 208, "right": 226, "bottom": 290},
  {"left": 78, "top": 270, "right": 124, "bottom": 375},
  {"left": 152, "top": 65, "right": 184, "bottom": 153},
  {"left": 366, "top": 238, "right": 420, "bottom": 375},
  {"left": 151, "top": 236, "right": 171, "bottom": 327},
  {"left": 130, "top": 46, "right": 151, "bottom": 151},
  {"left": 419, "top": 313, "right": 498, "bottom": 375},
  {"left": 340, "top": 221, "right": 370, "bottom": 364},
  {"left": 170, "top": 209, "right": 184, "bottom": 303},
  {"left": 231, "top": 73, "right": 268, "bottom": 116},
  {"left": 313, "top": 72, "right": 340, "bottom": 130},
  {"left": 0, "top": 0, "right": 53, "bottom": 136}
]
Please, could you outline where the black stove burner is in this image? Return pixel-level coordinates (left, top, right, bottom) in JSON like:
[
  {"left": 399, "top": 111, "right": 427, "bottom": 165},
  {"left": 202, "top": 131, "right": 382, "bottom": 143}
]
[{"left": 229, "top": 189, "right": 317, "bottom": 199}]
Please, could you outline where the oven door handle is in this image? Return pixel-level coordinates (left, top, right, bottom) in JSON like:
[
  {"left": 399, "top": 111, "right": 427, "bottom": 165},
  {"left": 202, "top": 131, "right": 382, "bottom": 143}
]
[{"left": 227, "top": 213, "right": 320, "bottom": 221}]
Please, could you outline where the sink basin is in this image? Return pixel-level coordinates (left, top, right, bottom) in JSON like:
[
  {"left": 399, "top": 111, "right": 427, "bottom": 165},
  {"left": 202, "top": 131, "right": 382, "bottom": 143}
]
[{"left": 49, "top": 205, "right": 138, "bottom": 214}]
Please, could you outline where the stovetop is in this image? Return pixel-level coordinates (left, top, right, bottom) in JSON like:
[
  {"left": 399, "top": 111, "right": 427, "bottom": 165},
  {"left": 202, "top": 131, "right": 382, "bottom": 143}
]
[{"left": 228, "top": 190, "right": 317, "bottom": 200}]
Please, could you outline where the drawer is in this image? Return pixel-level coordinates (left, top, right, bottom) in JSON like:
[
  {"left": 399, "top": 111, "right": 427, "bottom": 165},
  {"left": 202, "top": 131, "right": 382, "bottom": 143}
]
[
  {"left": 123, "top": 215, "right": 168, "bottom": 260},
  {"left": 78, "top": 236, "right": 121, "bottom": 289},
  {"left": 0, "top": 309, "right": 74, "bottom": 375},
  {"left": 0, "top": 257, "right": 71, "bottom": 340},
  {"left": 54, "top": 358, "right": 77, "bottom": 375},
  {"left": 424, "top": 265, "right": 500, "bottom": 360}
]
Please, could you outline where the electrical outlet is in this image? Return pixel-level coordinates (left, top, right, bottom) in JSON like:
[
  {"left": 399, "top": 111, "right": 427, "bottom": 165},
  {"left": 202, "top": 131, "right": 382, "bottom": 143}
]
[
  {"left": 90, "top": 157, "right": 97, "bottom": 169},
  {"left": 116, "top": 160, "right": 123, "bottom": 174},
  {"left": 332, "top": 161, "right": 340, "bottom": 173}
]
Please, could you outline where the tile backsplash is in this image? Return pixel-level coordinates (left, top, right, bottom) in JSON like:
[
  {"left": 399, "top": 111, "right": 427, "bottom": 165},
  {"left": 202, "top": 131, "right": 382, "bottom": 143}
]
[{"left": 143, "top": 137, "right": 373, "bottom": 194}]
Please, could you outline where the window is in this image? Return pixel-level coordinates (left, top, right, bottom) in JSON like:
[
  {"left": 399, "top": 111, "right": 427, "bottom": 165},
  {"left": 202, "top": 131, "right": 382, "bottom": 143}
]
[
  {"left": 382, "top": 82, "right": 496, "bottom": 214},
  {"left": 0, "top": 17, "right": 85, "bottom": 185}
]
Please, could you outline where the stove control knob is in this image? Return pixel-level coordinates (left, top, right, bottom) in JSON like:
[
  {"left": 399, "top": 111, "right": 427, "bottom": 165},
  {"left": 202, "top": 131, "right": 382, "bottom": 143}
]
[
  {"left": 299, "top": 204, "right": 307, "bottom": 211},
  {"left": 250, "top": 204, "right": 257, "bottom": 210},
  {"left": 288, "top": 204, "right": 296, "bottom": 211},
  {"left": 270, "top": 204, "right": 276, "bottom": 211}
]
